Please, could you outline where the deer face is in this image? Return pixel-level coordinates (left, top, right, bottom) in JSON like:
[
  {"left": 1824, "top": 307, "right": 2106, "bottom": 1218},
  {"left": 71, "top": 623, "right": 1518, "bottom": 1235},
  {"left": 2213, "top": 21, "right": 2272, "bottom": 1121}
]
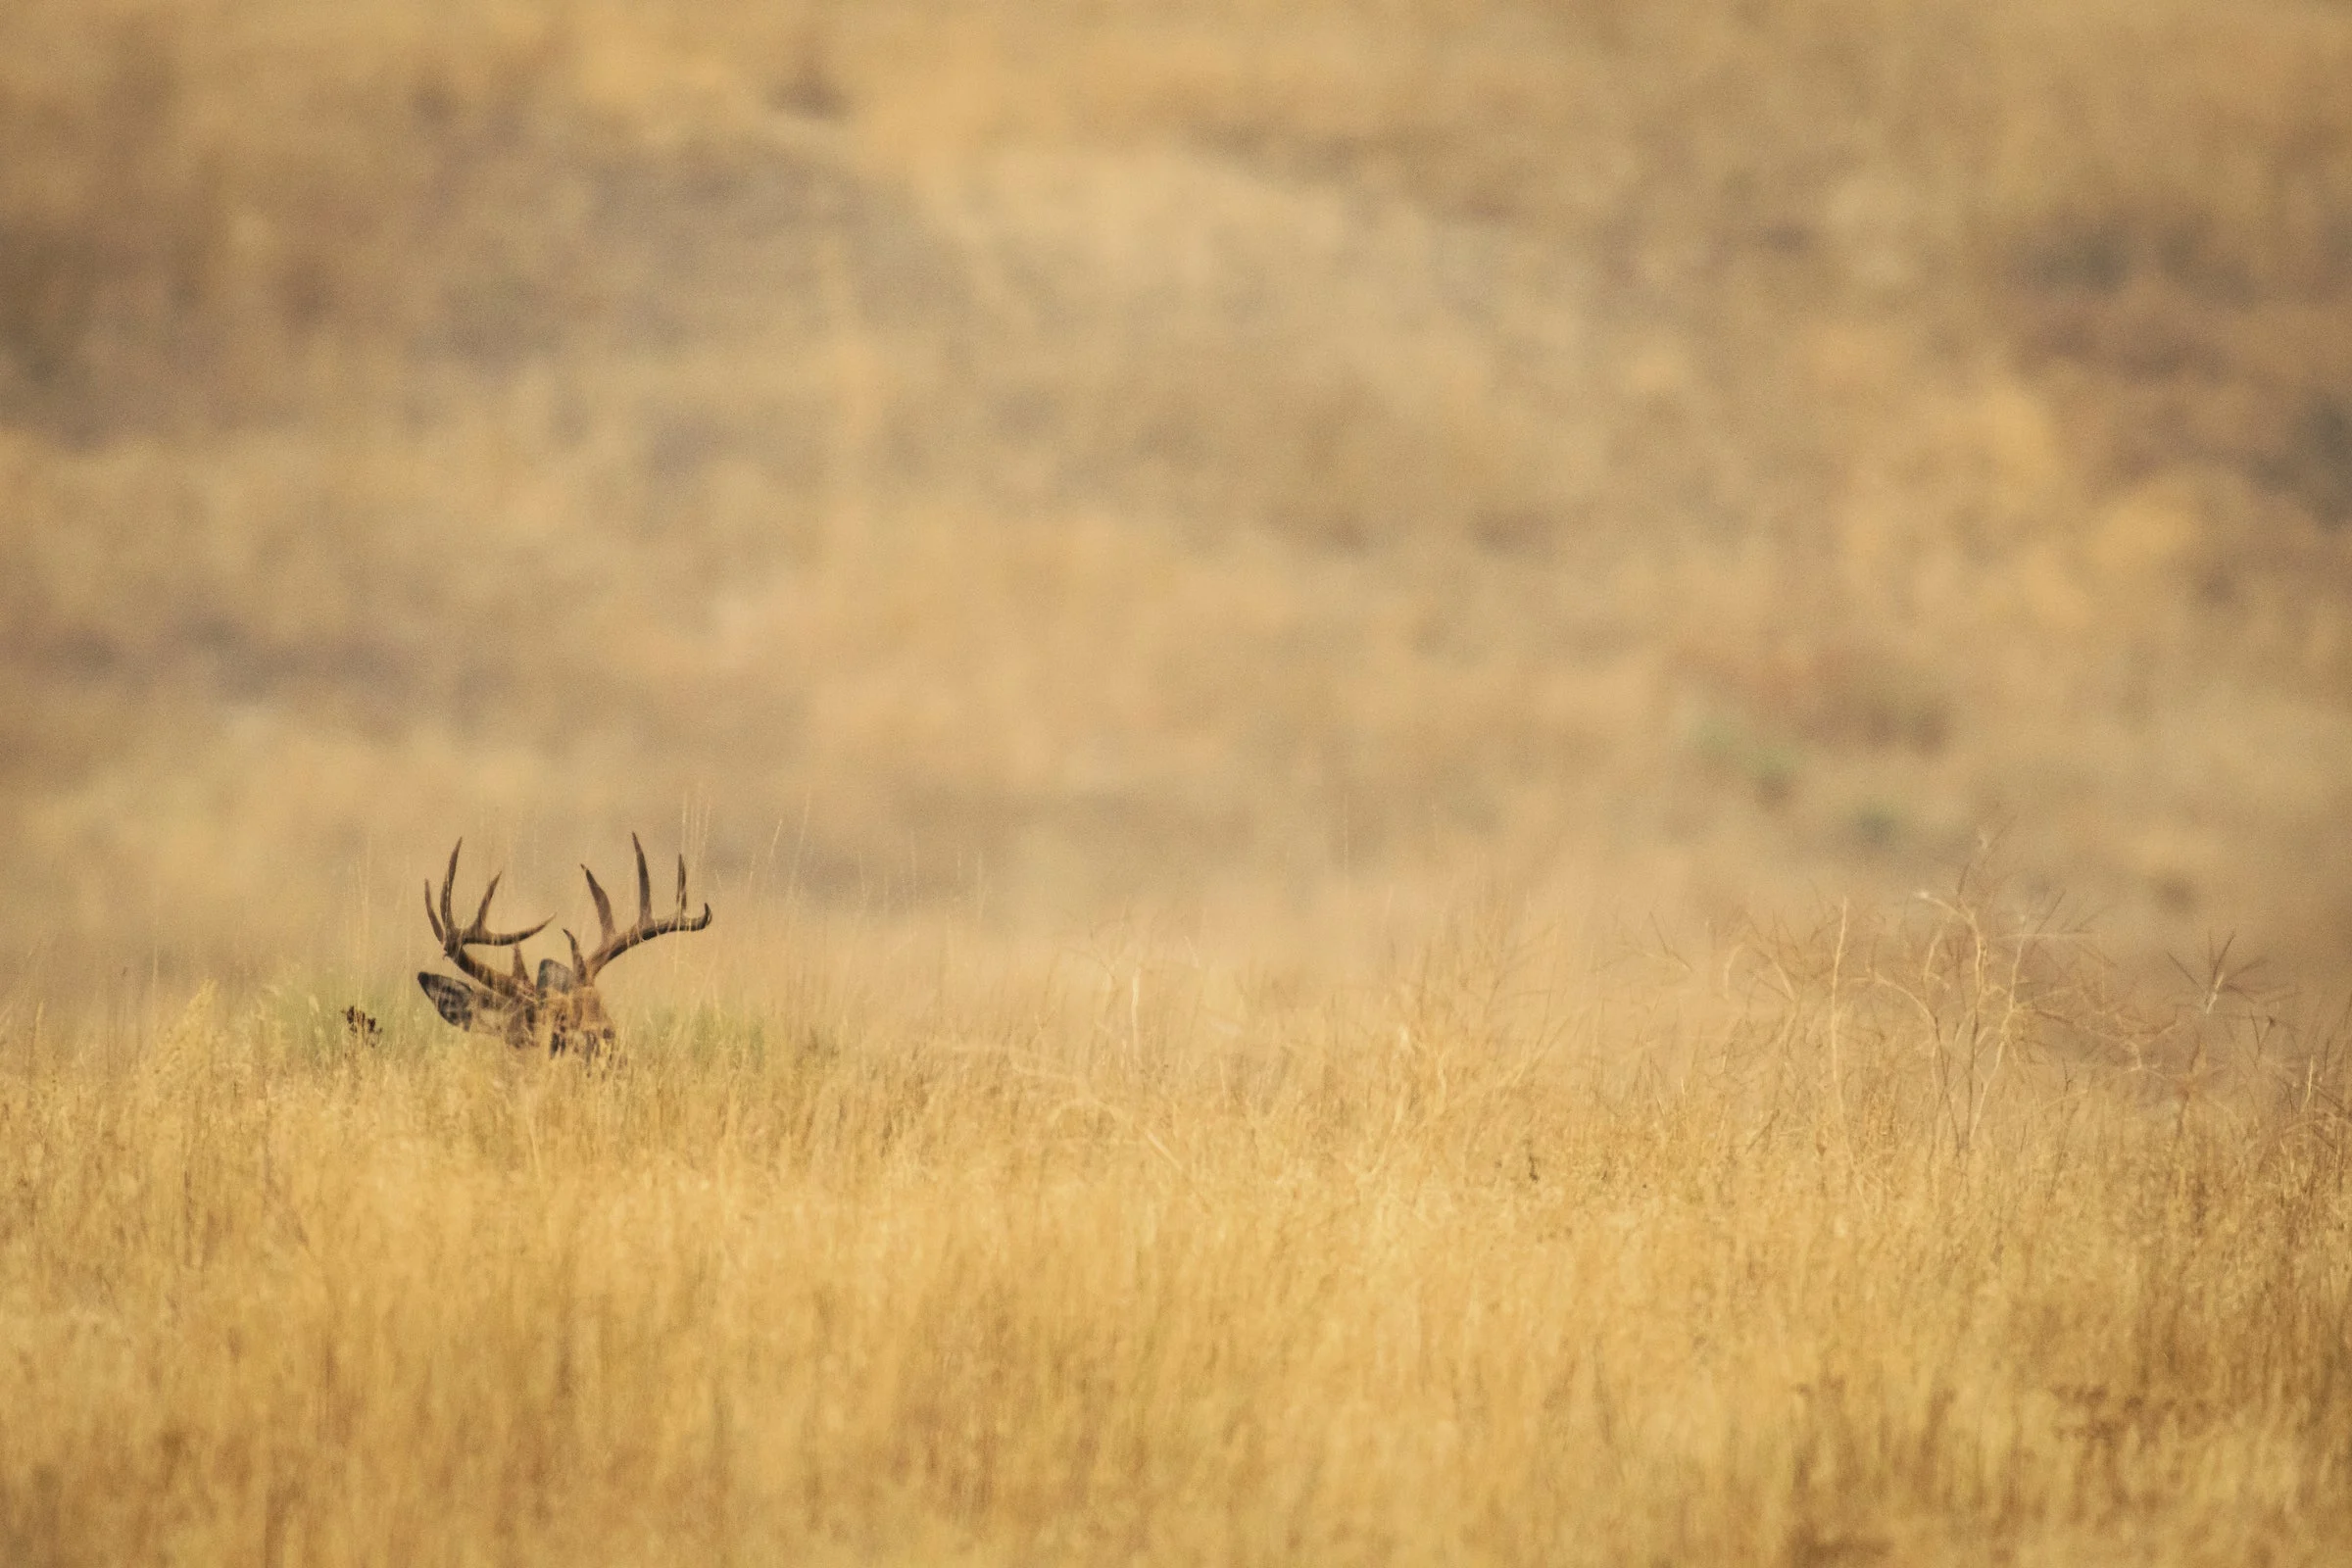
[
  {"left": 417, "top": 836, "right": 711, "bottom": 1057},
  {"left": 416, "top": 955, "right": 619, "bottom": 1056}
]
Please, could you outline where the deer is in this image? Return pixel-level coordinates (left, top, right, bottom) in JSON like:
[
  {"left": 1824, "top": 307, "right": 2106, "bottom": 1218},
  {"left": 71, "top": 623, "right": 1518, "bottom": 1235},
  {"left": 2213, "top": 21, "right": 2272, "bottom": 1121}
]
[{"left": 418, "top": 834, "right": 712, "bottom": 1056}]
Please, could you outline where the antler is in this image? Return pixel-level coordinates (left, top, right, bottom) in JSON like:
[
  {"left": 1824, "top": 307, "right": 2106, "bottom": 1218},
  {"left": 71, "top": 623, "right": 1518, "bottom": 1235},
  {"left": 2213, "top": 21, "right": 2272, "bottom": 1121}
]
[
  {"left": 568, "top": 833, "right": 714, "bottom": 983},
  {"left": 425, "top": 840, "right": 552, "bottom": 1003}
]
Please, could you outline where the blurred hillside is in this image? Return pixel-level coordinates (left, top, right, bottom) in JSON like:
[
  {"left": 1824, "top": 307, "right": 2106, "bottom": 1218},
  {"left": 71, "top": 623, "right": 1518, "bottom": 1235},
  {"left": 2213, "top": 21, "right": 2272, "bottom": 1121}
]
[{"left": 5, "top": 0, "right": 2352, "bottom": 1001}]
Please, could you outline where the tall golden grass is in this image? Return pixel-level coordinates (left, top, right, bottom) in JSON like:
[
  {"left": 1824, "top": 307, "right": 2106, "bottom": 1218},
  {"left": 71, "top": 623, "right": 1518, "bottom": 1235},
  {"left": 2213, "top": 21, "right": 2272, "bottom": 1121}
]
[{"left": 5, "top": 884, "right": 2349, "bottom": 1564}]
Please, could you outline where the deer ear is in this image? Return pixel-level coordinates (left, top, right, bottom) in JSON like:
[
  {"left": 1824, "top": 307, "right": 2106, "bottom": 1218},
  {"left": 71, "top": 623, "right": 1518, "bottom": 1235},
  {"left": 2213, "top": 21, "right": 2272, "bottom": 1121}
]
[
  {"left": 537, "top": 958, "right": 576, "bottom": 993},
  {"left": 417, "top": 972, "right": 478, "bottom": 1029}
]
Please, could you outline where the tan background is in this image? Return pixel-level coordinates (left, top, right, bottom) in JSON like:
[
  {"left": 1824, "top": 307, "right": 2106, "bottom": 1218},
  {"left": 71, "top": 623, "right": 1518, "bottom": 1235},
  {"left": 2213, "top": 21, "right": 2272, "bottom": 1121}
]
[{"left": 7, "top": 0, "right": 2352, "bottom": 1008}]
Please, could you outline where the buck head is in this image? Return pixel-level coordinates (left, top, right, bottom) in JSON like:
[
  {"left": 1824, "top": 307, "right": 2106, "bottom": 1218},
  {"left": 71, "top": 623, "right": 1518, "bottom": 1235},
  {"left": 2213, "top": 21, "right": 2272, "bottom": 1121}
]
[{"left": 417, "top": 835, "right": 712, "bottom": 1056}]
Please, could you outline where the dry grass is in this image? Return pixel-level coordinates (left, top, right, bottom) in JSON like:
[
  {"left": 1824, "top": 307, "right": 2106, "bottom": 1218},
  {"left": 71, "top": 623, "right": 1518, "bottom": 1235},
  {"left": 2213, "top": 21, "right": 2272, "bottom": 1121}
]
[{"left": 5, "top": 886, "right": 2350, "bottom": 1565}]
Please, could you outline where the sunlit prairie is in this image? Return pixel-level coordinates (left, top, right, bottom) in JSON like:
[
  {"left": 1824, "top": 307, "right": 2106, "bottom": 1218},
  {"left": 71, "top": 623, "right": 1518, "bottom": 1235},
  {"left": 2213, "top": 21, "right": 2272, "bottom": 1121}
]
[{"left": 8, "top": 891, "right": 2352, "bottom": 1565}]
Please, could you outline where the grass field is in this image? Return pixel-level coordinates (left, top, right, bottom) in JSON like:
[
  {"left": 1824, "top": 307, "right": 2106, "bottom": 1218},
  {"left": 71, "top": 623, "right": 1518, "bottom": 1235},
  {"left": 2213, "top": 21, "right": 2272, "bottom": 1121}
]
[
  {"left": 8, "top": 886, "right": 2352, "bottom": 1565},
  {"left": 7, "top": 0, "right": 2352, "bottom": 1560}
]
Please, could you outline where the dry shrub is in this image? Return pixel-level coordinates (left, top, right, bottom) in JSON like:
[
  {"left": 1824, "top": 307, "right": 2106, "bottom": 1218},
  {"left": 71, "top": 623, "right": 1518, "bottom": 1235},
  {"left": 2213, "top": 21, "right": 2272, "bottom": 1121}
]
[{"left": 1718, "top": 859, "right": 2328, "bottom": 1168}]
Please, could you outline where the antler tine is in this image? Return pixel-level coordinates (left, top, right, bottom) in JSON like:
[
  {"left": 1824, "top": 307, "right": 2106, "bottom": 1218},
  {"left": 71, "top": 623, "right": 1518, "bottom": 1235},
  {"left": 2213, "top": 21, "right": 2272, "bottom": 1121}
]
[
  {"left": 577, "top": 832, "right": 715, "bottom": 980},
  {"left": 439, "top": 841, "right": 552, "bottom": 947},
  {"left": 431, "top": 838, "right": 464, "bottom": 945},
  {"left": 582, "top": 862, "right": 617, "bottom": 945},
  {"left": 634, "top": 833, "right": 654, "bottom": 924},
  {"left": 471, "top": 871, "right": 504, "bottom": 937},
  {"left": 426, "top": 839, "right": 553, "bottom": 1005}
]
